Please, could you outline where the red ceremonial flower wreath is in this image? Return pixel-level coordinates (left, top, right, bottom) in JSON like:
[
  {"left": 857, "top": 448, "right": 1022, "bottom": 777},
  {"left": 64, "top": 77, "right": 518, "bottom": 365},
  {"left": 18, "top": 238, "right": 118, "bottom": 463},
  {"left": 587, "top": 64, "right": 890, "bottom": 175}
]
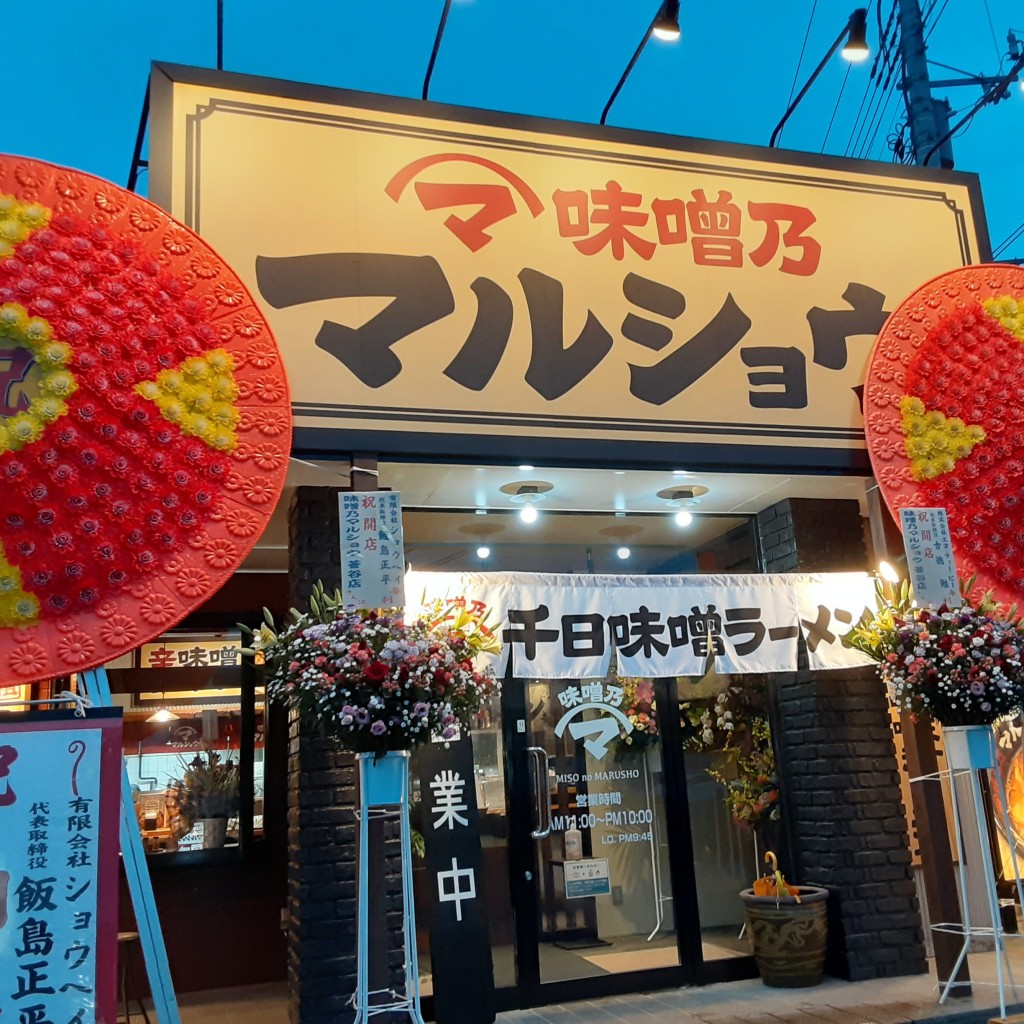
[
  {"left": 865, "top": 263, "right": 1024, "bottom": 609},
  {"left": 0, "top": 156, "right": 291, "bottom": 685}
]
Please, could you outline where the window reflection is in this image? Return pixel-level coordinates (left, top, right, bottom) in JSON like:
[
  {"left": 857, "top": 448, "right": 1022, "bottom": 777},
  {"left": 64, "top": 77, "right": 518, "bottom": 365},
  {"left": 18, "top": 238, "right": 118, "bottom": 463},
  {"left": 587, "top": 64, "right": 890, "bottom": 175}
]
[{"left": 678, "top": 674, "right": 779, "bottom": 959}]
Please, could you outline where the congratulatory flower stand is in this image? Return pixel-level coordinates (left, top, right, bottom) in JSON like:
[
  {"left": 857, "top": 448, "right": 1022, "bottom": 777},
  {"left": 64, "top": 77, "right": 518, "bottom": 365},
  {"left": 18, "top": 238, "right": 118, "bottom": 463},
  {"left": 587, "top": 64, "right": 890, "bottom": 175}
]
[
  {"left": 243, "top": 585, "right": 499, "bottom": 1024},
  {"left": 844, "top": 575, "right": 1024, "bottom": 1015}
]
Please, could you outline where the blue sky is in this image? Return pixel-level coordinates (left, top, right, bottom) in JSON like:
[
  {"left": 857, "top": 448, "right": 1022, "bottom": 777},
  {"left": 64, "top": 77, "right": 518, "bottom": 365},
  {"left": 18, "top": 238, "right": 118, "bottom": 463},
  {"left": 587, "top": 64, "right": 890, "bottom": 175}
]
[{"left": 5, "top": 0, "right": 1023, "bottom": 256}]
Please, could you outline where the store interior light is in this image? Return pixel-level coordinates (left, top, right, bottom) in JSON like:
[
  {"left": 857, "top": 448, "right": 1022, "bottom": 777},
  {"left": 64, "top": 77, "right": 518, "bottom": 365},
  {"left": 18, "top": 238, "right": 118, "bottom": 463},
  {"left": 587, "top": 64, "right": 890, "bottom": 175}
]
[
  {"left": 617, "top": 546, "right": 631, "bottom": 560},
  {"left": 520, "top": 505, "right": 538, "bottom": 524},
  {"left": 477, "top": 546, "right": 491, "bottom": 559},
  {"left": 519, "top": 464, "right": 535, "bottom": 471},
  {"left": 674, "top": 509, "right": 693, "bottom": 528},
  {"left": 146, "top": 708, "right": 179, "bottom": 724}
]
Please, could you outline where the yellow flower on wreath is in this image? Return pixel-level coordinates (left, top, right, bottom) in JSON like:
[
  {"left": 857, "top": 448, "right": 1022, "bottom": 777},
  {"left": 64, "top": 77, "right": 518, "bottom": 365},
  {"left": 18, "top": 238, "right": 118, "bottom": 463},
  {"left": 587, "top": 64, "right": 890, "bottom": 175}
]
[{"left": 0, "top": 302, "right": 77, "bottom": 457}]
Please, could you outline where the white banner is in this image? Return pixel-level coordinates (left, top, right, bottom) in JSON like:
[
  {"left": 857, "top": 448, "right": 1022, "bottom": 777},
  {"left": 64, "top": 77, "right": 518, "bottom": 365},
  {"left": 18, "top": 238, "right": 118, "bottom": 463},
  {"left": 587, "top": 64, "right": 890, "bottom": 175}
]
[{"left": 405, "top": 570, "right": 875, "bottom": 678}]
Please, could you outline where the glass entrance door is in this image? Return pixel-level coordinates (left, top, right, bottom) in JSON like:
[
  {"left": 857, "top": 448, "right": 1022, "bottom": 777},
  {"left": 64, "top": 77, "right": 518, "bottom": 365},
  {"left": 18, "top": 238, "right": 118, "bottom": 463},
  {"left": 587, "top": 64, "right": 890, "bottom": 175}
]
[{"left": 503, "top": 673, "right": 687, "bottom": 994}]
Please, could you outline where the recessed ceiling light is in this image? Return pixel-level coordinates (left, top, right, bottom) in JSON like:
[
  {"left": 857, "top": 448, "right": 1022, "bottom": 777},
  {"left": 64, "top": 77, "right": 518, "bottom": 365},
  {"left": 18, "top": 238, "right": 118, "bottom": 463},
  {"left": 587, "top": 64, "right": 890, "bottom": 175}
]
[
  {"left": 617, "top": 546, "right": 631, "bottom": 559},
  {"left": 146, "top": 708, "right": 180, "bottom": 723},
  {"left": 519, "top": 464, "right": 534, "bottom": 471},
  {"left": 475, "top": 509, "right": 488, "bottom": 515},
  {"left": 477, "top": 546, "right": 491, "bottom": 559}
]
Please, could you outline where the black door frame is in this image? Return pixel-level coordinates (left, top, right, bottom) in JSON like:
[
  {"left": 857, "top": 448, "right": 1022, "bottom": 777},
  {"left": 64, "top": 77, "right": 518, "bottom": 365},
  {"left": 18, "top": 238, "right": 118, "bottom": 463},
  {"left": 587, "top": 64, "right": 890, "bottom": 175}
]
[{"left": 495, "top": 668, "right": 757, "bottom": 1012}]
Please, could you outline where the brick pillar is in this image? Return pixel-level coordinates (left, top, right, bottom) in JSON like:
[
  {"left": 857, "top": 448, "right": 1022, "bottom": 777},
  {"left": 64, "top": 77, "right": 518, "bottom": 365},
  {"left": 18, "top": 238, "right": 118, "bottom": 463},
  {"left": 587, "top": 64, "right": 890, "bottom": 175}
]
[
  {"left": 286, "top": 485, "right": 405, "bottom": 1024},
  {"left": 757, "top": 498, "right": 927, "bottom": 981}
]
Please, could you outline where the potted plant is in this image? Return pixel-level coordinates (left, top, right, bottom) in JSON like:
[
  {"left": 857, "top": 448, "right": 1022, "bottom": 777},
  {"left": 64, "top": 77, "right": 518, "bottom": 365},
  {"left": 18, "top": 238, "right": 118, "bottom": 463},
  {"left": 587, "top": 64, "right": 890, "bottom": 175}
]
[
  {"left": 740, "top": 852, "right": 829, "bottom": 987},
  {"left": 244, "top": 584, "right": 500, "bottom": 800},
  {"left": 843, "top": 575, "right": 1024, "bottom": 769},
  {"left": 175, "top": 748, "right": 240, "bottom": 849}
]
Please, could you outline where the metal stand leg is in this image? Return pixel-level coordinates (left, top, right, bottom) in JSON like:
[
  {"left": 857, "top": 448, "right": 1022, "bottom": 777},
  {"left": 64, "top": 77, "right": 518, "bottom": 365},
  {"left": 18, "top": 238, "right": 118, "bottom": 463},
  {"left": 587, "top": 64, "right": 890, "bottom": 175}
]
[
  {"left": 353, "top": 753, "right": 425, "bottom": 1024},
  {"left": 924, "top": 727, "right": 1024, "bottom": 1018}
]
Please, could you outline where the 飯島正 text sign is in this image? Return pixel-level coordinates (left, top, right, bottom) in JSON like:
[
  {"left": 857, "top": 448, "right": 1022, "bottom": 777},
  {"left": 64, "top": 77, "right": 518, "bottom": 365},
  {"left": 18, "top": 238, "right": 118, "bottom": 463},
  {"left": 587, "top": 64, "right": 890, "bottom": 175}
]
[
  {"left": 0, "top": 710, "right": 123, "bottom": 1024},
  {"left": 151, "top": 65, "right": 986, "bottom": 471}
]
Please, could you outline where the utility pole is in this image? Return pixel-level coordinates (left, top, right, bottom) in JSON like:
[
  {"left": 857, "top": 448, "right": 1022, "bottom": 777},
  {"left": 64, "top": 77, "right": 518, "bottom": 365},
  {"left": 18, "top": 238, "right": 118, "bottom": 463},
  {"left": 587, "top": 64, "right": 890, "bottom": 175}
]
[{"left": 897, "top": 0, "right": 947, "bottom": 166}]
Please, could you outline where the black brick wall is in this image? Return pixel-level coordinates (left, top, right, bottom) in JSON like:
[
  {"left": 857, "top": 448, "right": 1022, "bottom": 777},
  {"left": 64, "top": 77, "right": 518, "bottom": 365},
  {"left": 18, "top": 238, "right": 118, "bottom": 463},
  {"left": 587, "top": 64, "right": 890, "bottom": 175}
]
[
  {"left": 757, "top": 498, "right": 927, "bottom": 981},
  {"left": 287, "top": 486, "right": 405, "bottom": 1024}
]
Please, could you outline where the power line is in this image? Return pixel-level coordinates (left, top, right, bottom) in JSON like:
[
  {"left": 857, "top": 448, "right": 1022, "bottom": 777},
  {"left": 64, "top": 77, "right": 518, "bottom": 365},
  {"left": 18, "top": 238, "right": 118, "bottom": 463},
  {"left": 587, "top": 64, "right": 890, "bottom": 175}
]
[
  {"left": 846, "top": 3, "right": 900, "bottom": 156},
  {"left": 821, "top": 61, "right": 853, "bottom": 151},
  {"left": 982, "top": 0, "right": 1003, "bottom": 64},
  {"left": 993, "top": 221, "right": 1024, "bottom": 258},
  {"left": 923, "top": 0, "right": 953, "bottom": 40},
  {"left": 782, "top": 0, "right": 820, "bottom": 144}
]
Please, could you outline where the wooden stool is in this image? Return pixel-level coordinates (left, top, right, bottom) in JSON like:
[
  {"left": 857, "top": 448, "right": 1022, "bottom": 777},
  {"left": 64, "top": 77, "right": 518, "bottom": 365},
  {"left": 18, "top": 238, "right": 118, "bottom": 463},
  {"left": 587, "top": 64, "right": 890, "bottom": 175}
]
[{"left": 117, "top": 931, "right": 152, "bottom": 1024}]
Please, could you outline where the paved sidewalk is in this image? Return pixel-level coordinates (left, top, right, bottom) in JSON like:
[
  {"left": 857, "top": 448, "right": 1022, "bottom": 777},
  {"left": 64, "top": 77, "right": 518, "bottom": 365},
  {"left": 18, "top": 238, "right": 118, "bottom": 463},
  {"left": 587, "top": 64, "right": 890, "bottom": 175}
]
[{"left": 175, "top": 947, "right": 1024, "bottom": 1024}]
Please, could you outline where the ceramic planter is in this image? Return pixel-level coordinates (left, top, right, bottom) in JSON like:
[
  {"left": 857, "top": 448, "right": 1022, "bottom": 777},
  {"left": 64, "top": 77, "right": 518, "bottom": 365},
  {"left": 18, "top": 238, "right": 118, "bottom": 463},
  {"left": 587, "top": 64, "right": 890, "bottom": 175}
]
[{"left": 739, "top": 885, "right": 829, "bottom": 987}]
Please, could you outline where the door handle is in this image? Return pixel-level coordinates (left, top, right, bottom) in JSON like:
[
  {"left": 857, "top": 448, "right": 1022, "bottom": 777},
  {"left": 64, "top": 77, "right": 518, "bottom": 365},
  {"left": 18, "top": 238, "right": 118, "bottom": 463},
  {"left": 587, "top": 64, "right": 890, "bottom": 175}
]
[{"left": 526, "top": 746, "right": 551, "bottom": 838}]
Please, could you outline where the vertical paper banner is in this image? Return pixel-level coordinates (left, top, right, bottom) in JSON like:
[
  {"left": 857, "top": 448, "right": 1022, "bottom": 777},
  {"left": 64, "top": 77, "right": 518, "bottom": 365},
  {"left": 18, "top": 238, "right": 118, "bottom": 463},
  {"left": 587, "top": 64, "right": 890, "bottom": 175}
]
[
  {"left": 339, "top": 491, "right": 406, "bottom": 610},
  {"left": 899, "top": 507, "right": 960, "bottom": 609},
  {"left": 0, "top": 709, "right": 123, "bottom": 1024}
]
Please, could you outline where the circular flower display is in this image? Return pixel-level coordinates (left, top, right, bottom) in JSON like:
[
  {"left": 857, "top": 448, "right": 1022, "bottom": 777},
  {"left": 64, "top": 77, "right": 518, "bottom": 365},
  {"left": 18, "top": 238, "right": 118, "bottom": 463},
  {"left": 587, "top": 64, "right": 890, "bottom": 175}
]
[
  {"left": 865, "top": 264, "right": 1024, "bottom": 609},
  {"left": 0, "top": 156, "right": 291, "bottom": 685}
]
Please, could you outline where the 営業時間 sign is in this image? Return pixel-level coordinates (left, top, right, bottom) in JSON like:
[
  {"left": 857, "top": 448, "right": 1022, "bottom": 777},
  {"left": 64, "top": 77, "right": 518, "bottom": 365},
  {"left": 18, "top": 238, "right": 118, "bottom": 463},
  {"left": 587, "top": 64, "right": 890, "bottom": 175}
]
[{"left": 151, "top": 64, "right": 986, "bottom": 471}]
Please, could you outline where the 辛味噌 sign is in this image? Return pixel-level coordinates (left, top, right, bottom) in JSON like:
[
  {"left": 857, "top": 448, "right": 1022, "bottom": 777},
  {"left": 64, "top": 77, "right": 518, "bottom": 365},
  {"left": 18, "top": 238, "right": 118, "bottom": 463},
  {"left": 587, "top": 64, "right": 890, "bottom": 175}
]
[{"left": 150, "top": 64, "right": 987, "bottom": 471}]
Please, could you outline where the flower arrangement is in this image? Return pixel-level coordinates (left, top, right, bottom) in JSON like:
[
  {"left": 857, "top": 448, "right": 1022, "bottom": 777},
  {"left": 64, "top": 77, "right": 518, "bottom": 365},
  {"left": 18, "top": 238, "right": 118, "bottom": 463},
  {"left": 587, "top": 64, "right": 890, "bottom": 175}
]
[
  {"left": 706, "top": 717, "right": 781, "bottom": 831},
  {"left": 614, "top": 677, "right": 658, "bottom": 756},
  {"left": 245, "top": 584, "right": 500, "bottom": 754},
  {"left": 174, "top": 748, "right": 240, "bottom": 825},
  {"left": 680, "top": 682, "right": 781, "bottom": 832},
  {"left": 843, "top": 577, "right": 1024, "bottom": 727}
]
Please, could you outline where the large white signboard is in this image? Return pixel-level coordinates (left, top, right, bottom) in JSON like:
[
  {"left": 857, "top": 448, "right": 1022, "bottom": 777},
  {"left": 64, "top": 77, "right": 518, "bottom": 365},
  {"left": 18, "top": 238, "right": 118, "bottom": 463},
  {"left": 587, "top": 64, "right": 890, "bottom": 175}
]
[{"left": 152, "top": 65, "right": 986, "bottom": 470}]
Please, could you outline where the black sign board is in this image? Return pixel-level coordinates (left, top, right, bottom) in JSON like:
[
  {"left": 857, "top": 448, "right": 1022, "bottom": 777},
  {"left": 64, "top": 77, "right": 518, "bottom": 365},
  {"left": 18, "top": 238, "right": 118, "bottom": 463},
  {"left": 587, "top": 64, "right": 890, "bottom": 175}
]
[{"left": 416, "top": 733, "right": 496, "bottom": 1024}]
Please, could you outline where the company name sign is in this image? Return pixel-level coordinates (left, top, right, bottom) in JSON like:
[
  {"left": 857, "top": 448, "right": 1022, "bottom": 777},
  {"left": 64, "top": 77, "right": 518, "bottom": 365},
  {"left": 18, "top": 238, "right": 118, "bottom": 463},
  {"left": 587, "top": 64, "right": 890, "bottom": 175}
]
[{"left": 152, "top": 64, "right": 986, "bottom": 468}]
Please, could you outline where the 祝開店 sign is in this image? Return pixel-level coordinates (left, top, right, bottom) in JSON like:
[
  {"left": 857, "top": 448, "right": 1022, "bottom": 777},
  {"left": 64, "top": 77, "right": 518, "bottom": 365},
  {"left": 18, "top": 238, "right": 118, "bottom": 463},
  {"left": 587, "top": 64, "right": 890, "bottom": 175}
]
[{"left": 150, "top": 64, "right": 986, "bottom": 471}]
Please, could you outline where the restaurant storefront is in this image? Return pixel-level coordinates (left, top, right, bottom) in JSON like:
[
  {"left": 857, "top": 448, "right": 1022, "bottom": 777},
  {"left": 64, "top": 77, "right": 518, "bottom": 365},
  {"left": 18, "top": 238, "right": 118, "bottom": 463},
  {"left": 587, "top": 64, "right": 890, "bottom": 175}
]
[{"left": 127, "top": 59, "right": 991, "bottom": 1013}]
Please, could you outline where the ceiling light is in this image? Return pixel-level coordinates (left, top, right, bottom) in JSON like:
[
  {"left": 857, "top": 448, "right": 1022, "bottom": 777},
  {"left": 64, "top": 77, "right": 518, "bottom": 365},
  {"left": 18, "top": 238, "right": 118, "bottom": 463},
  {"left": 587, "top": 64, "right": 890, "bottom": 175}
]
[
  {"left": 506, "top": 481, "right": 550, "bottom": 522},
  {"left": 878, "top": 560, "right": 900, "bottom": 584},
  {"left": 519, "top": 464, "right": 534, "bottom": 471},
  {"left": 475, "top": 509, "right": 488, "bottom": 515},
  {"left": 841, "top": 8, "right": 870, "bottom": 62},
  {"left": 652, "top": 0, "right": 681, "bottom": 40},
  {"left": 658, "top": 484, "right": 708, "bottom": 526},
  {"left": 147, "top": 708, "right": 179, "bottom": 724},
  {"left": 617, "top": 546, "right": 631, "bottom": 560},
  {"left": 477, "top": 546, "right": 491, "bottom": 559}
]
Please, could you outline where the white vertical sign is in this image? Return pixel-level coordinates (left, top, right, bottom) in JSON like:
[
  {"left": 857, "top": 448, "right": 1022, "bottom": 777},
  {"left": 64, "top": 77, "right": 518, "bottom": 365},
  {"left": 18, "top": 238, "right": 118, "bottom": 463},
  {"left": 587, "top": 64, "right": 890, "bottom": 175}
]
[
  {"left": 339, "top": 491, "right": 406, "bottom": 610},
  {"left": 899, "top": 507, "right": 960, "bottom": 609}
]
